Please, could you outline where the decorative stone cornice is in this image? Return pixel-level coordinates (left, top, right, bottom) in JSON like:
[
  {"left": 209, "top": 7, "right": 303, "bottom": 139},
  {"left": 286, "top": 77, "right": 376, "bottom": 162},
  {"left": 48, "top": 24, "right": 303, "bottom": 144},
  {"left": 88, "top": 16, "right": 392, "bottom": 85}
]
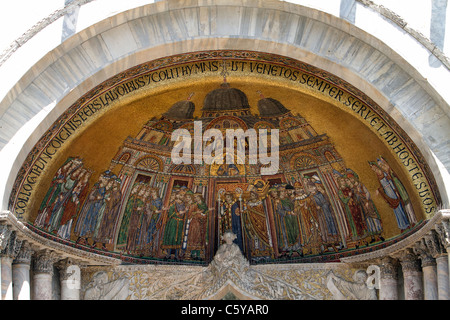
[
  {"left": 0, "top": 210, "right": 120, "bottom": 266},
  {"left": 341, "top": 209, "right": 450, "bottom": 265}
]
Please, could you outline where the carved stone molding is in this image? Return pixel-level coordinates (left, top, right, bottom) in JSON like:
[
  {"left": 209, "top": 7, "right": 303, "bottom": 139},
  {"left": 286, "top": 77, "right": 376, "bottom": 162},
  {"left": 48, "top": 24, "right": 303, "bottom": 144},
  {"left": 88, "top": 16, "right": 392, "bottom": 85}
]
[
  {"left": 0, "top": 211, "right": 120, "bottom": 266},
  {"left": 341, "top": 210, "right": 450, "bottom": 265}
]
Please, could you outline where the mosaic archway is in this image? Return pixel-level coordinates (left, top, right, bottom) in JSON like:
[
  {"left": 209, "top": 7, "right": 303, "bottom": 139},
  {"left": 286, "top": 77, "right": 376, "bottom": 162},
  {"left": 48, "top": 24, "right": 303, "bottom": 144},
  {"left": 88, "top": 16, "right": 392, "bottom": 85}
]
[{"left": 9, "top": 51, "right": 441, "bottom": 265}]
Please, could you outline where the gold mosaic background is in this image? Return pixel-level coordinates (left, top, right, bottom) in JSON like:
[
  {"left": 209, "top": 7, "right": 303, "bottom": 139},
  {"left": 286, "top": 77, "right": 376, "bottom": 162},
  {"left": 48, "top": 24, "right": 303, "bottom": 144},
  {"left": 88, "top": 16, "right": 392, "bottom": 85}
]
[{"left": 28, "top": 76, "right": 423, "bottom": 240}]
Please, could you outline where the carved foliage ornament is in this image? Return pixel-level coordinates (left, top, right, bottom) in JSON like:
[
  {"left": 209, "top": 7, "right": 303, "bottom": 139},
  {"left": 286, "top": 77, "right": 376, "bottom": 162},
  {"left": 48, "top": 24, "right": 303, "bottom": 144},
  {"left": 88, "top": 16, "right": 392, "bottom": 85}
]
[{"left": 0, "top": 230, "right": 22, "bottom": 259}]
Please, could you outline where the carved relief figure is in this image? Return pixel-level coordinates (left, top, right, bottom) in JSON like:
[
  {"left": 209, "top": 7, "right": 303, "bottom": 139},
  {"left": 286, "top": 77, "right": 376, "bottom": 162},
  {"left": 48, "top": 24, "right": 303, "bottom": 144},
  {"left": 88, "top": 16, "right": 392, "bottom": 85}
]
[
  {"left": 84, "top": 271, "right": 129, "bottom": 300},
  {"left": 326, "top": 270, "right": 377, "bottom": 300}
]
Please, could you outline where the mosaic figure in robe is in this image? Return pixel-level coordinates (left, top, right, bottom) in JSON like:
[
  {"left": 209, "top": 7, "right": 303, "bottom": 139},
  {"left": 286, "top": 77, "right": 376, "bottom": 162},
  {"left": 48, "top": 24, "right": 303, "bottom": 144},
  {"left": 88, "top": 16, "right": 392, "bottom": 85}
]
[
  {"left": 182, "top": 193, "right": 209, "bottom": 260},
  {"left": 162, "top": 189, "right": 188, "bottom": 259},
  {"left": 139, "top": 188, "right": 163, "bottom": 256},
  {"left": 220, "top": 192, "right": 244, "bottom": 254},
  {"left": 369, "top": 161, "right": 410, "bottom": 231},
  {"left": 242, "top": 190, "right": 273, "bottom": 260}
]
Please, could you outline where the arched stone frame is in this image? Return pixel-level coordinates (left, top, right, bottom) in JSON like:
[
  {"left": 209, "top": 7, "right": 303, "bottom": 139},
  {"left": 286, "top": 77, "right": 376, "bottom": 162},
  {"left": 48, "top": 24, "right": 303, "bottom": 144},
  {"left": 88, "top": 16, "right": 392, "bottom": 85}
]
[{"left": 0, "top": 0, "right": 449, "bottom": 217}]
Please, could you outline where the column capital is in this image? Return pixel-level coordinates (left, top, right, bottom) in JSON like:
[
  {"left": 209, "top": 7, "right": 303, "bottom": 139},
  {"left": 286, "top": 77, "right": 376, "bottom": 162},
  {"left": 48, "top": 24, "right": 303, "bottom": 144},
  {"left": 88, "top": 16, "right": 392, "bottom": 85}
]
[
  {"left": 56, "top": 258, "right": 82, "bottom": 281},
  {"left": 13, "top": 241, "right": 33, "bottom": 265},
  {"left": 32, "top": 250, "right": 59, "bottom": 275},
  {"left": 377, "top": 256, "right": 399, "bottom": 280},
  {"left": 414, "top": 238, "right": 436, "bottom": 268},
  {"left": 0, "top": 224, "right": 13, "bottom": 250},
  {"left": 397, "top": 248, "right": 422, "bottom": 273},
  {"left": 435, "top": 219, "right": 450, "bottom": 252},
  {"left": 0, "top": 230, "right": 23, "bottom": 259}
]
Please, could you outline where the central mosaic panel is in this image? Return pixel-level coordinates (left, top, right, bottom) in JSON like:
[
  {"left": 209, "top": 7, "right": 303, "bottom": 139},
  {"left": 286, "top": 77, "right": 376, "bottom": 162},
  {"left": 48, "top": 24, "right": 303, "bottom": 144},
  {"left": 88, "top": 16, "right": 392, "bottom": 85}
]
[{"left": 31, "top": 79, "right": 418, "bottom": 265}]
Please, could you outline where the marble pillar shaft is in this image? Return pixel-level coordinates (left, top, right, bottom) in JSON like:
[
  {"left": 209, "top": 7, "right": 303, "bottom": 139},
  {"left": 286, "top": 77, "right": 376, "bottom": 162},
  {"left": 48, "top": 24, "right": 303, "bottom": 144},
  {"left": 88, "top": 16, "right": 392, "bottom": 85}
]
[
  {"left": 32, "top": 273, "right": 53, "bottom": 300},
  {"left": 422, "top": 264, "right": 438, "bottom": 300},
  {"left": 403, "top": 270, "right": 424, "bottom": 300},
  {"left": 59, "top": 263, "right": 81, "bottom": 300},
  {"left": 32, "top": 250, "right": 58, "bottom": 300},
  {"left": 436, "top": 255, "right": 450, "bottom": 300},
  {"left": 379, "top": 278, "right": 398, "bottom": 300},
  {"left": 61, "top": 279, "right": 80, "bottom": 300},
  {"left": 1, "top": 256, "right": 13, "bottom": 300},
  {"left": 400, "top": 251, "right": 424, "bottom": 300},
  {"left": 378, "top": 258, "right": 398, "bottom": 300},
  {"left": 12, "top": 263, "right": 31, "bottom": 300}
]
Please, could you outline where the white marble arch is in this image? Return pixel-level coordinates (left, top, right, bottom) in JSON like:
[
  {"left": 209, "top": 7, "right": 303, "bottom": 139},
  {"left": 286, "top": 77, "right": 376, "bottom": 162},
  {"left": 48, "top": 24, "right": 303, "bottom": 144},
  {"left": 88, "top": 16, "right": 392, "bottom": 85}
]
[{"left": 0, "top": 0, "right": 449, "bottom": 214}]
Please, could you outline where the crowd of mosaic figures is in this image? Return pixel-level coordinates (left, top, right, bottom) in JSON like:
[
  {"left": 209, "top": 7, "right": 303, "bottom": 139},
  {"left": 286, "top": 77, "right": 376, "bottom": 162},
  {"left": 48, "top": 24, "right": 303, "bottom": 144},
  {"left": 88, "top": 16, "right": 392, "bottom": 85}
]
[{"left": 33, "top": 152, "right": 416, "bottom": 264}]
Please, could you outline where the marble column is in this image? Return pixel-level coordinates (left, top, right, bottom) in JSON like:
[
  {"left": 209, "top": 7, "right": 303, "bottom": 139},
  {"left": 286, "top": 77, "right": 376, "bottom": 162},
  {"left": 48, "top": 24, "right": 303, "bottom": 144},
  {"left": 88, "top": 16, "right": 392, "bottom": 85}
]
[
  {"left": 399, "top": 249, "right": 424, "bottom": 300},
  {"left": 378, "top": 257, "right": 399, "bottom": 300},
  {"left": 0, "top": 224, "right": 12, "bottom": 300},
  {"left": 434, "top": 221, "right": 450, "bottom": 300},
  {"left": 12, "top": 242, "right": 33, "bottom": 300},
  {"left": 415, "top": 237, "right": 439, "bottom": 300},
  {"left": 0, "top": 230, "right": 22, "bottom": 300},
  {"left": 32, "top": 250, "right": 58, "bottom": 300},
  {"left": 436, "top": 254, "right": 450, "bottom": 300},
  {"left": 421, "top": 256, "right": 438, "bottom": 300},
  {"left": 57, "top": 258, "right": 81, "bottom": 300}
]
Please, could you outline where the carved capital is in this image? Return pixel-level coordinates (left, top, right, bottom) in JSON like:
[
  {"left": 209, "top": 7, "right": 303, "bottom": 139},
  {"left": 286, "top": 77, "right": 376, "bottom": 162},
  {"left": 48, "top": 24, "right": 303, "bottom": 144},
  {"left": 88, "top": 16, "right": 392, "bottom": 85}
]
[
  {"left": 32, "top": 250, "right": 59, "bottom": 275},
  {"left": 425, "top": 230, "right": 445, "bottom": 257},
  {"left": 435, "top": 220, "right": 450, "bottom": 251},
  {"left": 13, "top": 241, "right": 33, "bottom": 265},
  {"left": 378, "top": 256, "right": 399, "bottom": 280},
  {"left": 0, "top": 231, "right": 23, "bottom": 259},
  {"left": 0, "top": 224, "right": 13, "bottom": 251},
  {"left": 398, "top": 249, "right": 421, "bottom": 273},
  {"left": 56, "top": 258, "right": 81, "bottom": 281},
  {"left": 413, "top": 238, "right": 436, "bottom": 268}
]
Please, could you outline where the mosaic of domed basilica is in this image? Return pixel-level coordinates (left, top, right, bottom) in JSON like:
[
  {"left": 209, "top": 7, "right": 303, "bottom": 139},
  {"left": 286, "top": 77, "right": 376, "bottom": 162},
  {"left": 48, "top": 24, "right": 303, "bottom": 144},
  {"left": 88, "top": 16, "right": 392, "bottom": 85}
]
[{"left": 29, "top": 77, "right": 421, "bottom": 266}]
